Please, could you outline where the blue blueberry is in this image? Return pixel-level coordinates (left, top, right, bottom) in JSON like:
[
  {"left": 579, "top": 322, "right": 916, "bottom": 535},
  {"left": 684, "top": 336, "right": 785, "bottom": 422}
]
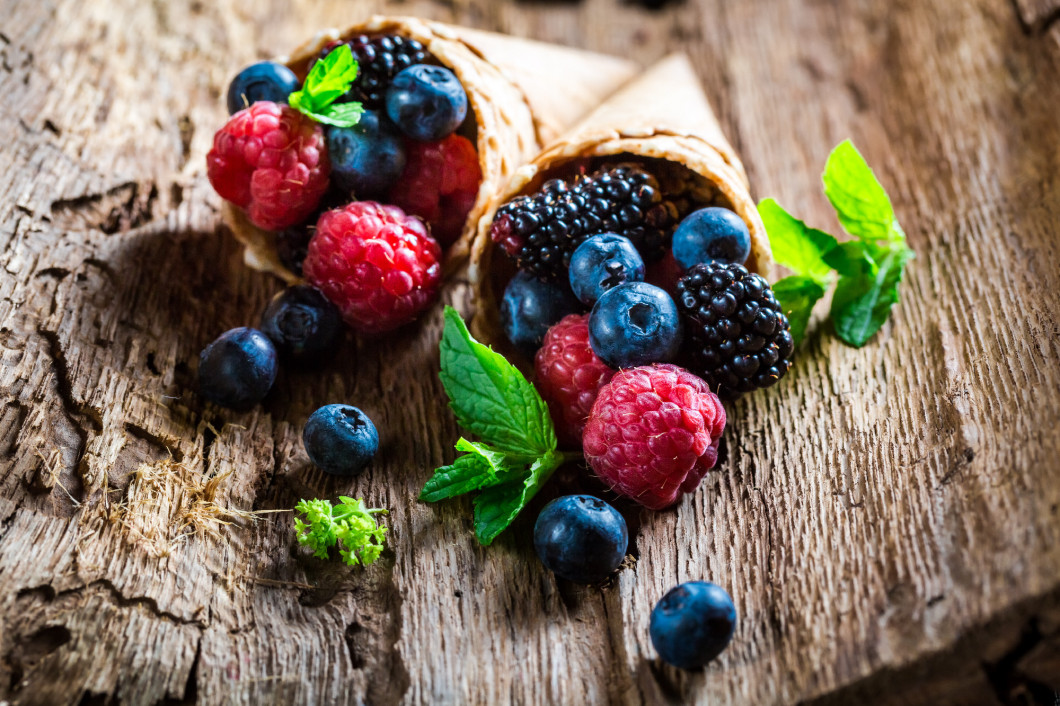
[
  {"left": 500, "top": 272, "right": 581, "bottom": 356},
  {"left": 302, "top": 404, "right": 379, "bottom": 476},
  {"left": 568, "top": 233, "right": 646, "bottom": 306},
  {"left": 198, "top": 328, "right": 278, "bottom": 410},
  {"left": 386, "top": 64, "right": 468, "bottom": 141},
  {"left": 534, "top": 495, "right": 628, "bottom": 584},
  {"left": 672, "top": 207, "right": 751, "bottom": 269},
  {"left": 226, "top": 61, "right": 300, "bottom": 115},
  {"left": 326, "top": 111, "right": 407, "bottom": 198},
  {"left": 260, "top": 285, "right": 342, "bottom": 358},
  {"left": 588, "top": 282, "right": 682, "bottom": 368},
  {"left": 650, "top": 581, "right": 736, "bottom": 670}
]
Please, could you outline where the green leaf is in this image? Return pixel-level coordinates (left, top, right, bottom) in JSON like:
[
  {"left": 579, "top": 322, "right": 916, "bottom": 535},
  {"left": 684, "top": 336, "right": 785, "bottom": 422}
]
[
  {"left": 288, "top": 44, "right": 362, "bottom": 126},
  {"left": 438, "top": 306, "right": 555, "bottom": 456},
  {"left": 472, "top": 450, "right": 564, "bottom": 545},
  {"left": 830, "top": 245, "right": 914, "bottom": 346},
  {"left": 772, "top": 275, "right": 826, "bottom": 347},
  {"left": 822, "top": 241, "right": 877, "bottom": 278},
  {"left": 758, "top": 198, "right": 837, "bottom": 283},
  {"left": 822, "top": 140, "right": 905, "bottom": 243},
  {"left": 418, "top": 441, "right": 526, "bottom": 502},
  {"left": 311, "top": 102, "right": 364, "bottom": 128}
]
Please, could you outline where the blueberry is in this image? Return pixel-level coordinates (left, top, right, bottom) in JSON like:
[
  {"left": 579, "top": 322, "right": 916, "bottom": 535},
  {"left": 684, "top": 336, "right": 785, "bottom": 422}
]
[
  {"left": 533, "top": 495, "right": 628, "bottom": 584},
  {"left": 198, "top": 328, "right": 278, "bottom": 410},
  {"left": 326, "top": 111, "right": 407, "bottom": 198},
  {"left": 650, "top": 581, "right": 736, "bottom": 669},
  {"left": 500, "top": 272, "right": 581, "bottom": 356},
  {"left": 260, "top": 285, "right": 342, "bottom": 358},
  {"left": 588, "top": 282, "right": 682, "bottom": 368},
  {"left": 672, "top": 207, "right": 751, "bottom": 269},
  {"left": 302, "top": 404, "right": 379, "bottom": 476},
  {"left": 226, "top": 61, "right": 300, "bottom": 115},
  {"left": 386, "top": 64, "right": 468, "bottom": 141},
  {"left": 568, "top": 233, "right": 646, "bottom": 305}
]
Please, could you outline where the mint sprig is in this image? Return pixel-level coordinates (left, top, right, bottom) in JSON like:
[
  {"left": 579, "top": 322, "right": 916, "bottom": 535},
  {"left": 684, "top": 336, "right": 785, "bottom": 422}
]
[
  {"left": 761, "top": 140, "right": 915, "bottom": 348},
  {"left": 288, "top": 44, "right": 364, "bottom": 128},
  {"left": 420, "top": 307, "right": 574, "bottom": 545}
]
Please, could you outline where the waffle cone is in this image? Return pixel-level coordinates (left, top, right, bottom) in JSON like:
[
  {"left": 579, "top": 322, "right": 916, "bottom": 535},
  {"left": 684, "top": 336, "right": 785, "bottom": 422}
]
[
  {"left": 469, "top": 53, "right": 772, "bottom": 343},
  {"left": 223, "top": 17, "right": 637, "bottom": 282}
]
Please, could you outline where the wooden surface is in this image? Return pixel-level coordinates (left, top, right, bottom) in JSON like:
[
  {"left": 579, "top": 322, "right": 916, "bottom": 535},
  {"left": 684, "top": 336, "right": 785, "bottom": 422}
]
[{"left": 1, "top": 0, "right": 1059, "bottom": 704}]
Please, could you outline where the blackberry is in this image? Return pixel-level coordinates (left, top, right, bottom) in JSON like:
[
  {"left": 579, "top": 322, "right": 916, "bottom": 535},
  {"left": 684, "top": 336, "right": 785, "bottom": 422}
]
[
  {"left": 489, "top": 165, "right": 679, "bottom": 281},
  {"left": 676, "top": 262, "right": 794, "bottom": 399},
  {"left": 318, "top": 35, "right": 429, "bottom": 109}
]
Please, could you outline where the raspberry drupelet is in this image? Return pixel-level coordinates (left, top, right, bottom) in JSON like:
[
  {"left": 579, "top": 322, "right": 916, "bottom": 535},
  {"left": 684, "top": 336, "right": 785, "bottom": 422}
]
[
  {"left": 206, "top": 102, "right": 330, "bottom": 231},
  {"left": 582, "top": 364, "right": 726, "bottom": 510}
]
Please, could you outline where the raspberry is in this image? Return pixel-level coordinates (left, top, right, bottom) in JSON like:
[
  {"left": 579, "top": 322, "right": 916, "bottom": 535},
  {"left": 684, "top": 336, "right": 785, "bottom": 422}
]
[
  {"left": 582, "top": 364, "right": 726, "bottom": 510},
  {"left": 206, "top": 102, "right": 330, "bottom": 231},
  {"left": 489, "top": 165, "right": 679, "bottom": 280},
  {"left": 534, "top": 314, "right": 615, "bottom": 447},
  {"left": 303, "top": 202, "right": 442, "bottom": 334},
  {"left": 676, "top": 262, "right": 794, "bottom": 399},
  {"left": 387, "top": 134, "right": 481, "bottom": 247}
]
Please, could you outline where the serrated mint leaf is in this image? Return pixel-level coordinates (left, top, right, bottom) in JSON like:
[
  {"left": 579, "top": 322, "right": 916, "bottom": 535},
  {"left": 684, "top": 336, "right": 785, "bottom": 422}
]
[
  {"left": 822, "top": 241, "right": 877, "bottom": 278},
  {"left": 438, "top": 306, "right": 555, "bottom": 456},
  {"left": 830, "top": 246, "right": 914, "bottom": 347},
  {"left": 758, "top": 198, "right": 837, "bottom": 284},
  {"left": 773, "top": 275, "right": 826, "bottom": 347},
  {"left": 289, "top": 44, "right": 362, "bottom": 125},
  {"left": 314, "top": 102, "right": 364, "bottom": 128},
  {"left": 822, "top": 140, "right": 905, "bottom": 244},
  {"left": 472, "top": 450, "right": 564, "bottom": 545},
  {"left": 420, "top": 454, "right": 498, "bottom": 502}
]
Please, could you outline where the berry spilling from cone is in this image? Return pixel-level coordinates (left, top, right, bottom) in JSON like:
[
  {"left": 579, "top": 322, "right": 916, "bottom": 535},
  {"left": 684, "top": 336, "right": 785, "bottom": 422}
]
[
  {"left": 199, "top": 33, "right": 915, "bottom": 673},
  {"left": 208, "top": 37, "right": 481, "bottom": 336}
]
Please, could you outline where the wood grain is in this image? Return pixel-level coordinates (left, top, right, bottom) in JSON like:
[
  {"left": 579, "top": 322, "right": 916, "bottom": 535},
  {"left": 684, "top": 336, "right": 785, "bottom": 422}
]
[{"left": 1, "top": 0, "right": 1058, "bottom": 704}]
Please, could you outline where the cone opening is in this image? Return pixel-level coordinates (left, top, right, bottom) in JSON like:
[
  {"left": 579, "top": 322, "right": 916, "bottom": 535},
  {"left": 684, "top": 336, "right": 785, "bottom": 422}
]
[
  {"left": 483, "top": 151, "right": 747, "bottom": 347},
  {"left": 286, "top": 31, "right": 481, "bottom": 162}
]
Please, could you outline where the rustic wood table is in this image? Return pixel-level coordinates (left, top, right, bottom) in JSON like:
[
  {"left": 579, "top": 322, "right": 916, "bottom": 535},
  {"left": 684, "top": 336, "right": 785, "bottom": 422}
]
[{"left": 2, "top": 0, "right": 1059, "bottom": 703}]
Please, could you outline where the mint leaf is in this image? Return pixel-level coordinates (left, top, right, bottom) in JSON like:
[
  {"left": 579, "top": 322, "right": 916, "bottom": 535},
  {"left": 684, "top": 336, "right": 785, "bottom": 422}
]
[
  {"left": 822, "top": 140, "right": 905, "bottom": 243},
  {"left": 419, "top": 454, "right": 493, "bottom": 502},
  {"left": 313, "top": 102, "right": 364, "bottom": 128},
  {"left": 472, "top": 451, "right": 564, "bottom": 545},
  {"left": 758, "top": 198, "right": 836, "bottom": 283},
  {"left": 773, "top": 275, "right": 826, "bottom": 347},
  {"left": 438, "top": 306, "right": 554, "bottom": 456},
  {"left": 422, "top": 308, "right": 570, "bottom": 545},
  {"left": 822, "top": 241, "right": 876, "bottom": 277},
  {"left": 288, "top": 44, "right": 363, "bottom": 128},
  {"left": 830, "top": 245, "right": 914, "bottom": 346}
]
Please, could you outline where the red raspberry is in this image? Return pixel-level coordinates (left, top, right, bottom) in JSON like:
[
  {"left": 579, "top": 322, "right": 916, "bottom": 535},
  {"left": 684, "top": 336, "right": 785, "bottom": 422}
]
[
  {"left": 303, "top": 202, "right": 442, "bottom": 334},
  {"left": 387, "top": 134, "right": 481, "bottom": 247},
  {"left": 583, "top": 364, "right": 726, "bottom": 510},
  {"left": 534, "top": 314, "right": 616, "bottom": 447},
  {"left": 206, "top": 102, "right": 330, "bottom": 231}
]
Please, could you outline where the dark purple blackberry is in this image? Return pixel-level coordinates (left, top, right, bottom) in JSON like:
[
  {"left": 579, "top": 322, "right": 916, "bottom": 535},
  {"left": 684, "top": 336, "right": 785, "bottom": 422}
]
[
  {"left": 319, "top": 35, "right": 429, "bottom": 109},
  {"left": 489, "top": 165, "right": 679, "bottom": 281},
  {"left": 676, "top": 262, "right": 794, "bottom": 399}
]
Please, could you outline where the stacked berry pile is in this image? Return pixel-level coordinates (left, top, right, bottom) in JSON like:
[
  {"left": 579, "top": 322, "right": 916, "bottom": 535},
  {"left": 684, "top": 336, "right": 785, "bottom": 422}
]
[
  {"left": 487, "top": 166, "right": 795, "bottom": 510},
  {"left": 208, "top": 36, "right": 482, "bottom": 339}
]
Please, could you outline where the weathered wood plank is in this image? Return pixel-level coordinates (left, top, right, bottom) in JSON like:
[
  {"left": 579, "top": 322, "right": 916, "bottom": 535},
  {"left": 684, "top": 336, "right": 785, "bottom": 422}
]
[{"left": 0, "top": 0, "right": 1058, "bottom": 704}]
